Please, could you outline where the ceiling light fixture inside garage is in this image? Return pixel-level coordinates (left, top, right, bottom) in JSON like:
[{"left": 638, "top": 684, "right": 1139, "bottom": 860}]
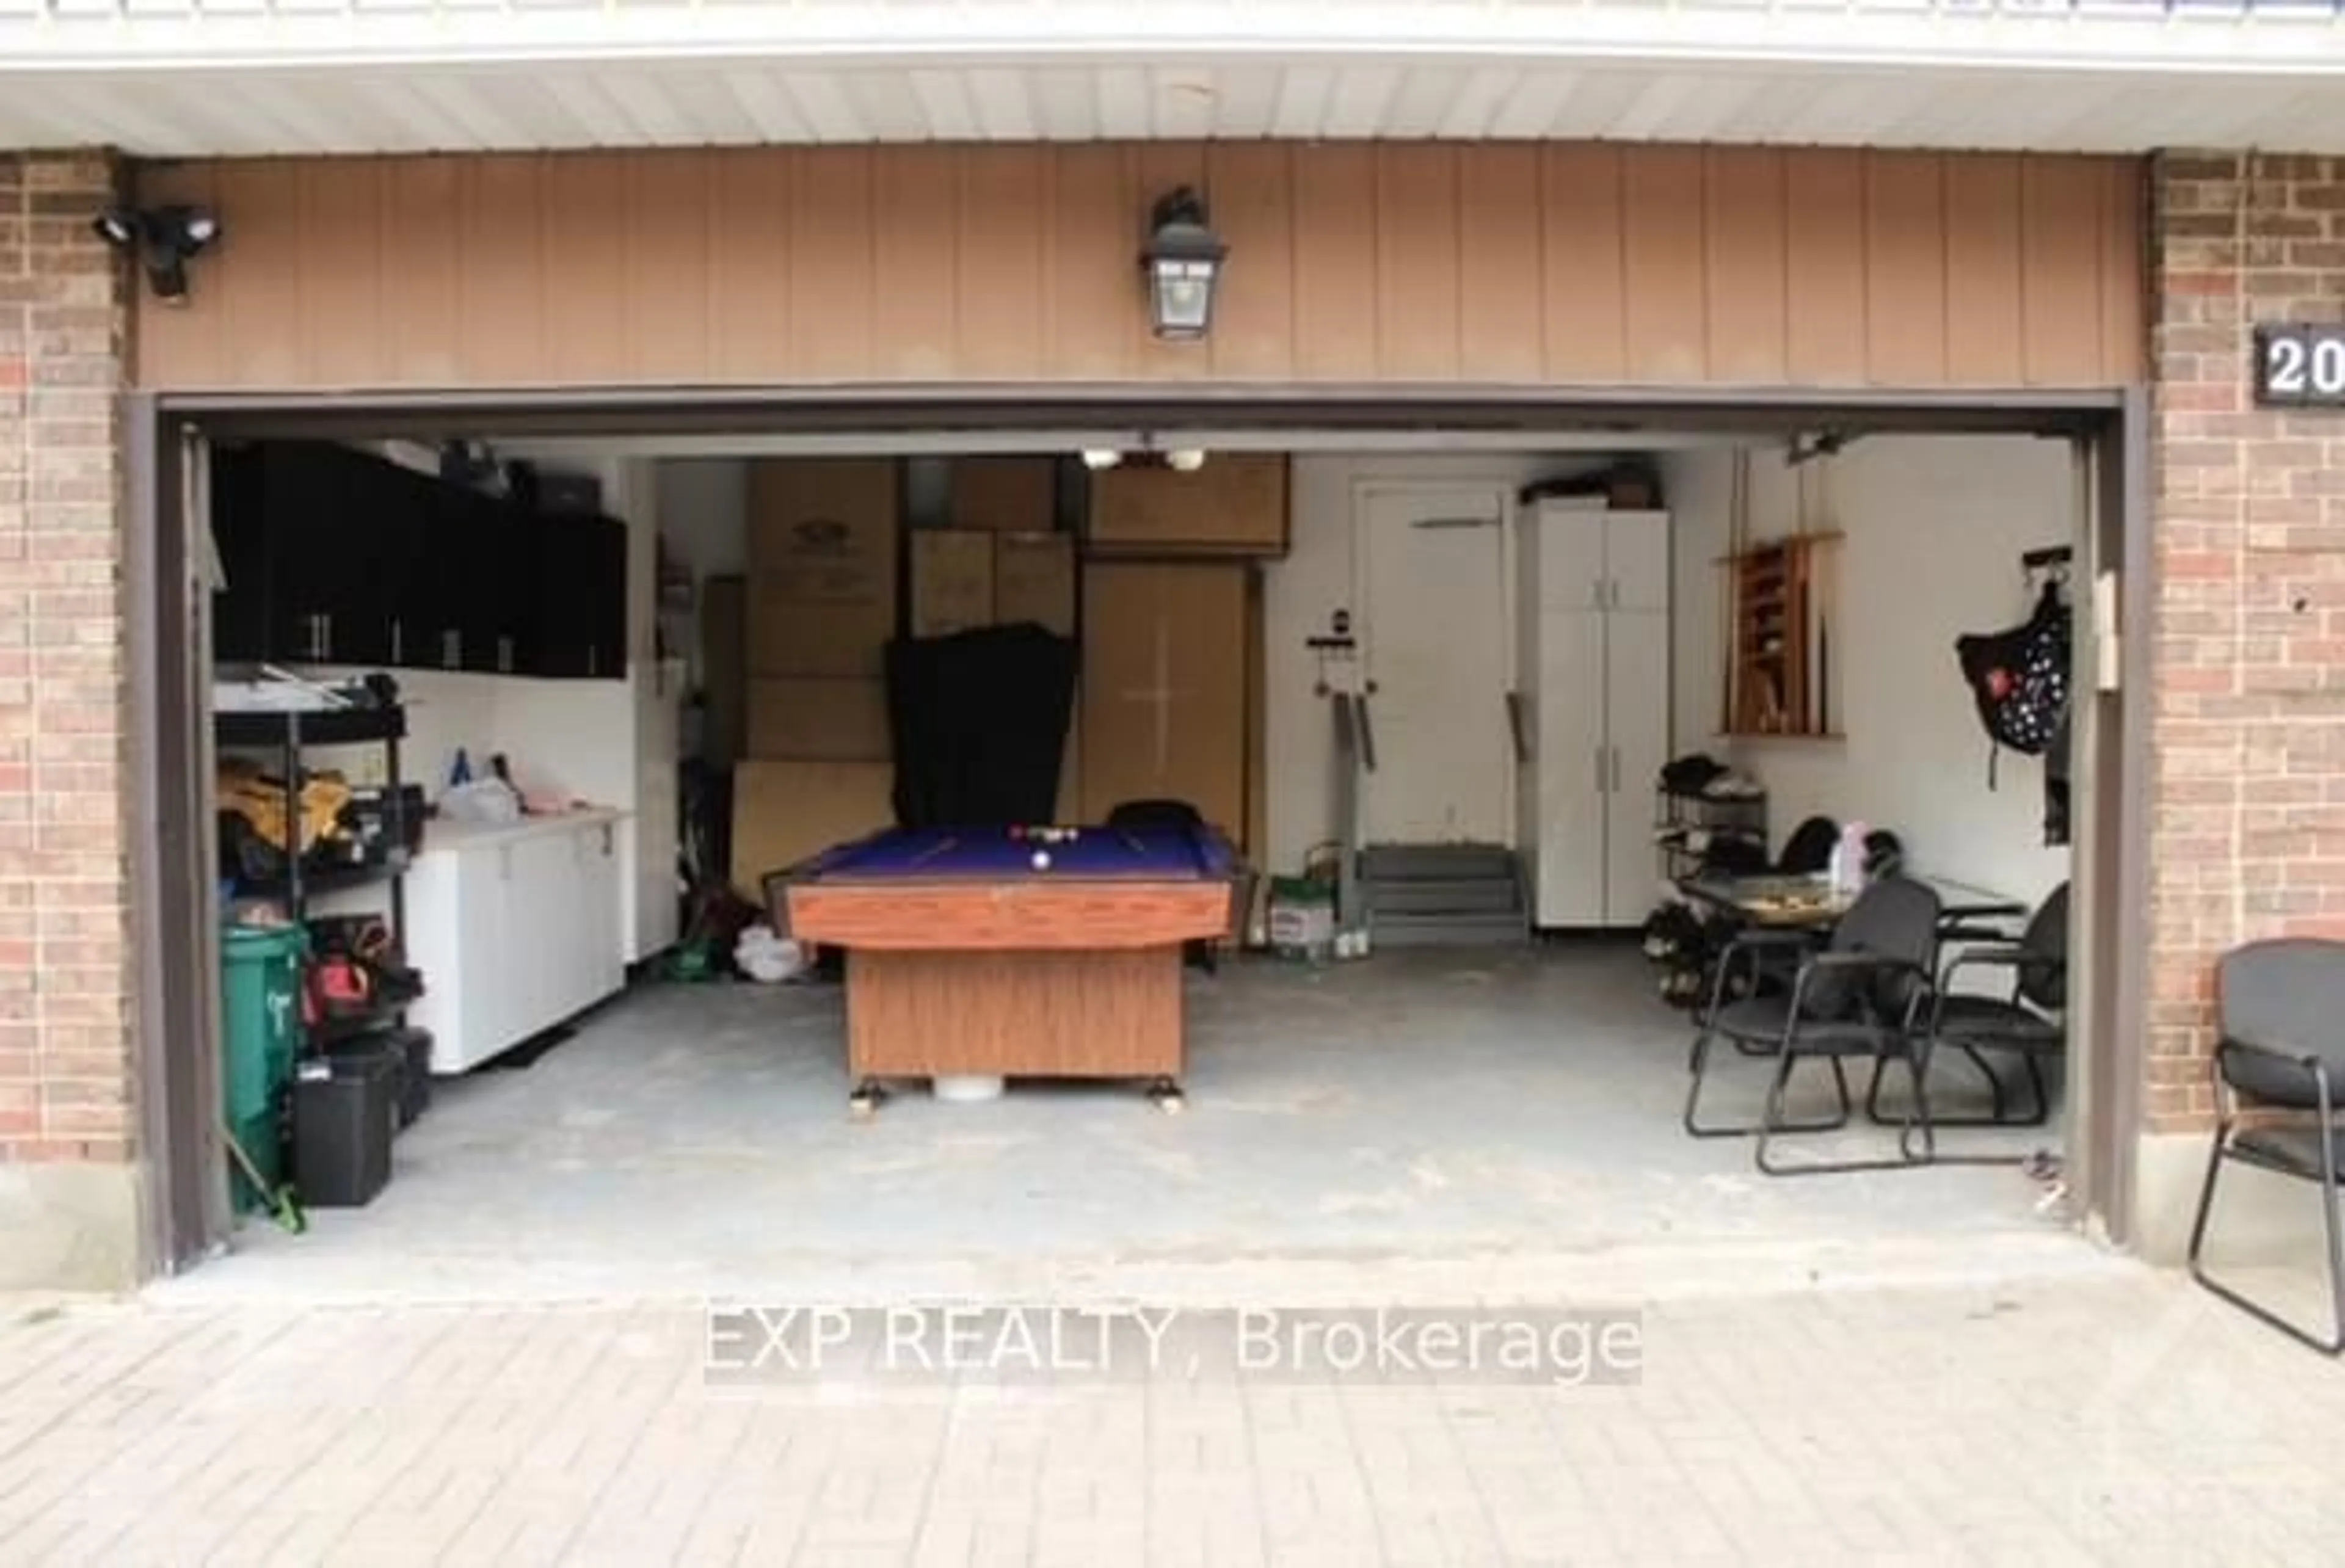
[{"left": 1082, "top": 449, "right": 1124, "bottom": 471}]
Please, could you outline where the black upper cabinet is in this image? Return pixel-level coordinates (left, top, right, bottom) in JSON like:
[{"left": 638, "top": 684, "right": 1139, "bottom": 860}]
[
  {"left": 208, "top": 440, "right": 629, "bottom": 682},
  {"left": 531, "top": 514, "right": 628, "bottom": 680},
  {"left": 211, "top": 440, "right": 383, "bottom": 666},
  {"left": 208, "top": 443, "right": 275, "bottom": 664}
]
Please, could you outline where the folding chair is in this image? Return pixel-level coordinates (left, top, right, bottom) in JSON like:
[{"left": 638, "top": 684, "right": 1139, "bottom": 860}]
[
  {"left": 2187, "top": 938, "right": 2345, "bottom": 1356},
  {"left": 1880, "top": 882, "right": 2068, "bottom": 1153},
  {"left": 1684, "top": 876, "right": 1943, "bottom": 1175}
]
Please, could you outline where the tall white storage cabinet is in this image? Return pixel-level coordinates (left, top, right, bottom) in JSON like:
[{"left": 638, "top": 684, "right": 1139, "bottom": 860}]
[{"left": 1516, "top": 504, "right": 1671, "bottom": 929}]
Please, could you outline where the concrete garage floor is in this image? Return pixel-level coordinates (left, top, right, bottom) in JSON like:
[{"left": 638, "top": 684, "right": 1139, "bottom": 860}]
[{"left": 157, "top": 946, "right": 2090, "bottom": 1306}]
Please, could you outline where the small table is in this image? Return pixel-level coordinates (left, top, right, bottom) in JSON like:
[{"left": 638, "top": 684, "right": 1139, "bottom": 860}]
[
  {"left": 773, "top": 824, "right": 1244, "bottom": 1117},
  {"left": 1676, "top": 872, "right": 2027, "bottom": 934}
]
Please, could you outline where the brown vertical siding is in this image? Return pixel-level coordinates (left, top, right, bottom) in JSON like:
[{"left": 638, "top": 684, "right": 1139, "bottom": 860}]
[
  {"left": 131, "top": 142, "right": 2147, "bottom": 392},
  {"left": 1784, "top": 149, "right": 1870, "bottom": 386},
  {"left": 1702, "top": 147, "right": 1789, "bottom": 385},
  {"left": 1540, "top": 145, "right": 1631, "bottom": 383},
  {"left": 1943, "top": 154, "right": 2027, "bottom": 387}
]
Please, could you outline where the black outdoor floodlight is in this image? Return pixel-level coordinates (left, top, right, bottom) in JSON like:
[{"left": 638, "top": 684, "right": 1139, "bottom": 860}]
[{"left": 92, "top": 203, "right": 222, "bottom": 303}]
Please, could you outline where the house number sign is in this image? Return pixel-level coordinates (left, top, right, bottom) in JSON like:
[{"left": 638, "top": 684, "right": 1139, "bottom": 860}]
[{"left": 2253, "top": 323, "right": 2345, "bottom": 407}]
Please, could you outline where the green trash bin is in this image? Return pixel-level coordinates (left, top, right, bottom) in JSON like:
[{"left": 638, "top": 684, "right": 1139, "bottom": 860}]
[{"left": 221, "top": 925, "right": 304, "bottom": 1210}]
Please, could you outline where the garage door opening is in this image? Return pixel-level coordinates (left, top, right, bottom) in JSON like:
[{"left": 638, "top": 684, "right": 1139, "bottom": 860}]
[{"left": 128, "top": 393, "right": 2145, "bottom": 1299}]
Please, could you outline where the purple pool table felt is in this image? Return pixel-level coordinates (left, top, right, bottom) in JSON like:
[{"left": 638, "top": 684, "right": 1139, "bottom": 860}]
[{"left": 801, "top": 825, "right": 1237, "bottom": 883}]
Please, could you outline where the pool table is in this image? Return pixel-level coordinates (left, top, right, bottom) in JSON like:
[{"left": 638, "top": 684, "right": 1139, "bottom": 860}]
[{"left": 773, "top": 824, "right": 1244, "bottom": 1114}]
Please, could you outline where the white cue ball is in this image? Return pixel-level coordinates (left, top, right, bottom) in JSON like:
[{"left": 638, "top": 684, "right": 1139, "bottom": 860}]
[{"left": 1031, "top": 850, "right": 1051, "bottom": 870}]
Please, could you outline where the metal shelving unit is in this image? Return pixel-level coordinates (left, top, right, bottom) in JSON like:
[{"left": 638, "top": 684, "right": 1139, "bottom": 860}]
[
  {"left": 216, "top": 704, "right": 412, "bottom": 1047},
  {"left": 1654, "top": 783, "right": 1769, "bottom": 882}
]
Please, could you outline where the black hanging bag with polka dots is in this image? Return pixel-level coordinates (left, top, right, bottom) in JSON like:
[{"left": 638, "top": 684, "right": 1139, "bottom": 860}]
[{"left": 1954, "top": 582, "right": 2071, "bottom": 786}]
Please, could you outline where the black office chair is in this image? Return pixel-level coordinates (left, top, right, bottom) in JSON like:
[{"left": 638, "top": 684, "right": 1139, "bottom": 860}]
[
  {"left": 2189, "top": 938, "right": 2345, "bottom": 1355},
  {"left": 1776, "top": 816, "right": 1841, "bottom": 877},
  {"left": 1689, "top": 815, "right": 1841, "bottom": 1043},
  {"left": 1103, "top": 798, "right": 1220, "bottom": 974},
  {"left": 1896, "top": 882, "right": 2068, "bottom": 1143},
  {"left": 1104, "top": 799, "right": 1205, "bottom": 834},
  {"left": 1685, "top": 876, "right": 1944, "bottom": 1175}
]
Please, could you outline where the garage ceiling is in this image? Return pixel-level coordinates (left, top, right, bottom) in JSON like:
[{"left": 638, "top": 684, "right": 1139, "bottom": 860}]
[{"left": 9, "top": 1, "right": 2345, "bottom": 156}]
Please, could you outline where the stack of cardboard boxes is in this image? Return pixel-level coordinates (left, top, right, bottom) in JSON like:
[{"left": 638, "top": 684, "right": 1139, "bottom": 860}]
[
  {"left": 729, "top": 457, "right": 1081, "bottom": 893},
  {"left": 909, "top": 458, "right": 1077, "bottom": 639},
  {"left": 908, "top": 457, "right": 1080, "bottom": 813},
  {"left": 730, "top": 459, "right": 901, "bottom": 891},
  {"left": 725, "top": 452, "right": 1283, "bottom": 892}
]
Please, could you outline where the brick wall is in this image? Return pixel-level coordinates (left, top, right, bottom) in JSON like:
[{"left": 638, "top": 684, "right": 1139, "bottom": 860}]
[
  {"left": 2148, "top": 151, "right": 2345, "bottom": 1133},
  {"left": 0, "top": 151, "right": 136, "bottom": 1169}
]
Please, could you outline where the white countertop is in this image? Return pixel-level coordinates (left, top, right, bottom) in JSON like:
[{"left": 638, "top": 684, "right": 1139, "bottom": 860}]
[{"left": 417, "top": 807, "right": 631, "bottom": 855}]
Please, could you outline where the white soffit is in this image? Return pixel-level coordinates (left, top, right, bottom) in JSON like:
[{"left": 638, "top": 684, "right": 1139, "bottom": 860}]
[{"left": 9, "top": 2, "right": 2345, "bottom": 154}]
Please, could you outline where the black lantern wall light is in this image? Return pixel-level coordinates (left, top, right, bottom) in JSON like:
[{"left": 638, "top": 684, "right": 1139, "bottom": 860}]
[
  {"left": 1140, "top": 186, "right": 1226, "bottom": 342},
  {"left": 92, "top": 204, "right": 222, "bottom": 303}
]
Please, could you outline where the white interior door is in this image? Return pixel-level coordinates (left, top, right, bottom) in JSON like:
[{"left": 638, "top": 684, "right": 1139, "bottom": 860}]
[{"left": 1356, "top": 485, "right": 1513, "bottom": 845}]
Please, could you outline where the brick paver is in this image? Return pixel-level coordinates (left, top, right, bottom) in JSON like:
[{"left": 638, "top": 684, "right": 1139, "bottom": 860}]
[{"left": 2, "top": 1266, "right": 2341, "bottom": 1566}]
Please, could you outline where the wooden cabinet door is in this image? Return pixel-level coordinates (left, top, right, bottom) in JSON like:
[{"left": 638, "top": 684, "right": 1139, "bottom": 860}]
[
  {"left": 1085, "top": 455, "right": 1289, "bottom": 556},
  {"left": 1078, "top": 562, "right": 1249, "bottom": 843}
]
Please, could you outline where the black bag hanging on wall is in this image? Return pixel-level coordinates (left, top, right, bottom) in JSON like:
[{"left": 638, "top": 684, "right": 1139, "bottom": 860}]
[
  {"left": 1954, "top": 580, "right": 2073, "bottom": 792},
  {"left": 2043, "top": 707, "right": 2072, "bottom": 849}
]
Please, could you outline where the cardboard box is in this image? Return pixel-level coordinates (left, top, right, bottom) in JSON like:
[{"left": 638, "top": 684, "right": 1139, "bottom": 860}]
[
  {"left": 951, "top": 457, "right": 1056, "bottom": 533},
  {"left": 746, "top": 677, "right": 892, "bottom": 761},
  {"left": 731, "top": 760, "right": 895, "bottom": 893},
  {"left": 993, "top": 532, "right": 1076, "bottom": 637},
  {"left": 909, "top": 530, "right": 995, "bottom": 638},
  {"left": 700, "top": 575, "right": 747, "bottom": 770},
  {"left": 747, "top": 459, "right": 900, "bottom": 677},
  {"left": 1086, "top": 454, "right": 1289, "bottom": 557},
  {"left": 1078, "top": 562, "right": 1249, "bottom": 840}
]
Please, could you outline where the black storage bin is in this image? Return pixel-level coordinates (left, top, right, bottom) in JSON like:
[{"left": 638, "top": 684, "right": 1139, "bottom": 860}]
[{"left": 291, "top": 1051, "right": 398, "bottom": 1207}]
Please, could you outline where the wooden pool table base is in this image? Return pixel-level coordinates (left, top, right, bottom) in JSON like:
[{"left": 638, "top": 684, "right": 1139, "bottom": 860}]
[{"left": 842, "top": 946, "right": 1193, "bottom": 1116}]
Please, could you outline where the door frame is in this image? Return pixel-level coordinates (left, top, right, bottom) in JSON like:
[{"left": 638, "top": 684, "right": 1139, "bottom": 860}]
[
  {"left": 125, "top": 383, "right": 2148, "bottom": 1269},
  {"left": 1350, "top": 476, "right": 1519, "bottom": 848}
]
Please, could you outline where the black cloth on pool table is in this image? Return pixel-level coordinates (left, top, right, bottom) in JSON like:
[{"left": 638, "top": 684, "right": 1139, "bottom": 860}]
[{"left": 886, "top": 622, "right": 1078, "bottom": 830}]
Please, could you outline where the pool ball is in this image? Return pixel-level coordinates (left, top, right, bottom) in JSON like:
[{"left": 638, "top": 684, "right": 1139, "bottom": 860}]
[{"left": 1031, "top": 850, "right": 1051, "bottom": 870}]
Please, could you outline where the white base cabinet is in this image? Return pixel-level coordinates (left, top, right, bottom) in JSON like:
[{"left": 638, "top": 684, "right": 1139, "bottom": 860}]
[{"left": 405, "top": 811, "right": 630, "bottom": 1074}]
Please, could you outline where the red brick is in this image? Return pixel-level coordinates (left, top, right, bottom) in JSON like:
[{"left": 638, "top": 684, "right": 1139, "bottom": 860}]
[
  {"left": 2140, "top": 150, "right": 2345, "bottom": 1134},
  {"left": 0, "top": 149, "right": 133, "bottom": 1172}
]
